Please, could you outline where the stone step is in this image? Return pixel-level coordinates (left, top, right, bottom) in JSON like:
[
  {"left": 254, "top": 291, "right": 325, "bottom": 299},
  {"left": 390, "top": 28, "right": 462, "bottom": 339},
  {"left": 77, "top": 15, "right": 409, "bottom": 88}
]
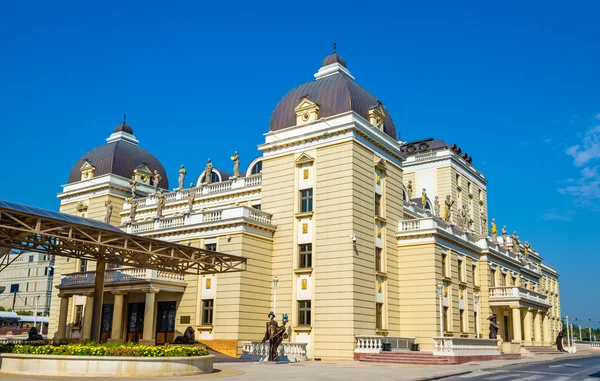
[{"left": 360, "top": 358, "right": 453, "bottom": 364}]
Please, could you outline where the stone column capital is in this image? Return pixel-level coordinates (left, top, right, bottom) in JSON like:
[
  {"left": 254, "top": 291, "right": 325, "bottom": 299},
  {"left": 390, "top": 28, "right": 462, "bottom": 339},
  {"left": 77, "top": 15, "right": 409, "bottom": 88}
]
[
  {"left": 143, "top": 288, "right": 160, "bottom": 294},
  {"left": 111, "top": 290, "right": 128, "bottom": 296}
]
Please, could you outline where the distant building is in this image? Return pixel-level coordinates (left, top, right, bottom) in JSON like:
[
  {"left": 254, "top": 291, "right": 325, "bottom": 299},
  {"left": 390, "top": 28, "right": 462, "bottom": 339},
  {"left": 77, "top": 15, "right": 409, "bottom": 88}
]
[{"left": 0, "top": 253, "right": 54, "bottom": 314}]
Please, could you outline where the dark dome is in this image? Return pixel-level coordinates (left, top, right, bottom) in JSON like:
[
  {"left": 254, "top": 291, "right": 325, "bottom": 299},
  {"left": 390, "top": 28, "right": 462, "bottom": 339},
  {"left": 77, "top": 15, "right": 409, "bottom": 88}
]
[
  {"left": 68, "top": 140, "right": 169, "bottom": 188},
  {"left": 322, "top": 53, "right": 346, "bottom": 68},
  {"left": 269, "top": 72, "right": 397, "bottom": 139},
  {"left": 114, "top": 122, "right": 133, "bottom": 134}
]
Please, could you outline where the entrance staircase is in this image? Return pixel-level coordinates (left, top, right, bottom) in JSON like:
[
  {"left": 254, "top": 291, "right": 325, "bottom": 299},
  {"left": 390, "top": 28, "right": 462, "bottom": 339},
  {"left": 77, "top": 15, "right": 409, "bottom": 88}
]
[
  {"left": 520, "top": 346, "right": 564, "bottom": 357},
  {"left": 359, "top": 351, "right": 453, "bottom": 364}
]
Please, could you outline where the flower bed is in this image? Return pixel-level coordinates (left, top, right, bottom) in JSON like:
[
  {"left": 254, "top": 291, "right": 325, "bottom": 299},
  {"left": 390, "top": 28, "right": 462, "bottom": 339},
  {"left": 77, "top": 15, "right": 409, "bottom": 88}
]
[{"left": 0, "top": 342, "right": 208, "bottom": 357}]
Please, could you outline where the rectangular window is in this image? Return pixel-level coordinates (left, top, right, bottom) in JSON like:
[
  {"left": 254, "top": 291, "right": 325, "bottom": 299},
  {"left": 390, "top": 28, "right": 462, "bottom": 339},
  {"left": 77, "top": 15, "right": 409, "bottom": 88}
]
[
  {"left": 300, "top": 189, "right": 313, "bottom": 213},
  {"left": 298, "top": 301, "right": 311, "bottom": 326},
  {"left": 44, "top": 267, "right": 49, "bottom": 276},
  {"left": 490, "top": 270, "right": 496, "bottom": 287},
  {"left": 28, "top": 268, "right": 31, "bottom": 277},
  {"left": 474, "top": 311, "right": 478, "bottom": 337},
  {"left": 253, "top": 204, "right": 261, "bottom": 210},
  {"left": 75, "top": 305, "right": 83, "bottom": 326},
  {"left": 458, "top": 259, "right": 464, "bottom": 282},
  {"left": 460, "top": 310, "right": 465, "bottom": 332},
  {"left": 472, "top": 264, "right": 477, "bottom": 286},
  {"left": 375, "top": 194, "right": 382, "bottom": 216},
  {"left": 443, "top": 307, "right": 450, "bottom": 332},
  {"left": 499, "top": 273, "right": 505, "bottom": 286},
  {"left": 467, "top": 182, "right": 472, "bottom": 194},
  {"left": 202, "top": 299, "right": 214, "bottom": 325},
  {"left": 299, "top": 244, "right": 312, "bottom": 268},
  {"left": 28, "top": 255, "right": 34, "bottom": 262},
  {"left": 375, "top": 248, "right": 382, "bottom": 273},
  {"left": 80, "top": 259, "right": 88, "bottom": 272},
  {"left": 442, "top": 253, "right": 448, "bottom": 278},
  {"left": 205, "top": 243, "right": 217, "bottom": 252},
  {"left": 376, "top": 303, "right": 383, "bottom": 329}
]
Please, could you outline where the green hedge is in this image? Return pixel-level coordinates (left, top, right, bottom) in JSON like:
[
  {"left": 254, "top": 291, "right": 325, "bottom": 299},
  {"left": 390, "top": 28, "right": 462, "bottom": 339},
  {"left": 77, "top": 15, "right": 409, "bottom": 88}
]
[{"left": 0, "top": 342, "right": 207, "bottom": 357}]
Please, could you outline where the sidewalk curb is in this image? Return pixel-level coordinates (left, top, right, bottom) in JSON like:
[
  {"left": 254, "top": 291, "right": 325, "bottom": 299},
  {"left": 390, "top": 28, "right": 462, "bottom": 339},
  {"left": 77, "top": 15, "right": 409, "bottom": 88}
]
[{"left": 416, "top": 371, "right": 473, "bottom": 381}]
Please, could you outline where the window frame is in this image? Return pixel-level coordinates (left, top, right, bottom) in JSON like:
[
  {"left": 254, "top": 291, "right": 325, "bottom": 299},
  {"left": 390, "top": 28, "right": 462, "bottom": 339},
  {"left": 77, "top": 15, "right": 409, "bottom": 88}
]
[
  {"left": 202, "top": 299, "right": 214, "bottom": 326},
  {"left": 375, "top": 247, "right": 382, "bottom": 273},
  {"left": 376, "top": 302, "right": 383, "bottom": 329},
  {"left": 298, "top": 300, "right": 311, "bottom": 326},
  {"left": 375, "top": 193, "right": 382, "bottom": 216},
  {"left": 205, "top": 243, "right": 217, "bottom": 252},
  {"left": 299, "top": 244, "right": 312, "bottom": 269},
  {"left": 300, "top": 189, "right": 313, "bottom": 213}
]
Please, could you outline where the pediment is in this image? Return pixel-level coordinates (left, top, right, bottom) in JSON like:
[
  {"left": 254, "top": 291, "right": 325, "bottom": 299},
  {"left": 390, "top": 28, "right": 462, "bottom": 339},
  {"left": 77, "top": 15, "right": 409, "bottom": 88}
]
[
  {"left": 134, "top": 164, "right": 151, "bottom": 174},
  {"left": 80, "top": 160, "right": 95, "bottom": 171},
  {"left": 75, "top": 201, "right": 88, "bottom": 211},
  {"left": 294, "top": 98, "right": 319, "bottom": 112},
  {"left": 374, "top": 157, "right": 388, "bottom": 172},
  {"left": 295, "top": 152, "right": 315, "bottom": 166}
]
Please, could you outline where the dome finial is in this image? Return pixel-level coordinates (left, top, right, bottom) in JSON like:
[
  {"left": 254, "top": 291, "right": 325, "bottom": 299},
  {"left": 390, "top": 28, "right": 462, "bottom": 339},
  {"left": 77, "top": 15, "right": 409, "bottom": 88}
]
[
  {"left": 123, "top": 112, "right": 127, "bottom": 124},
  {"left": 333, "top": 41, "right": 337, "bottom": 54}
]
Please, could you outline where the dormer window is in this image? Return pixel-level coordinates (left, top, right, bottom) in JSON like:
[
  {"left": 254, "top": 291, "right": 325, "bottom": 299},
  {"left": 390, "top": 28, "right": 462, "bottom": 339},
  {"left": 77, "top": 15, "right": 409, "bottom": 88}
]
[
  {"left": 294, "top": 96, "right": 319, "bottom": 125},
  {"left": 369, "top": 102, "right": 386, "bottom": 131},
  {"left": 80, "top": 160, "right": 96, "bottom": 181}
]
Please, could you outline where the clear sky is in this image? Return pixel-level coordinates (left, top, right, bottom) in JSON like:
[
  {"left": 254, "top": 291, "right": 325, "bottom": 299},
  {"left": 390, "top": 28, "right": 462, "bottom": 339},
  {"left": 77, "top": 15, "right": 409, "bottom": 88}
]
[{"left": 1, "top": 1, "right": 598, "bottom": 326}]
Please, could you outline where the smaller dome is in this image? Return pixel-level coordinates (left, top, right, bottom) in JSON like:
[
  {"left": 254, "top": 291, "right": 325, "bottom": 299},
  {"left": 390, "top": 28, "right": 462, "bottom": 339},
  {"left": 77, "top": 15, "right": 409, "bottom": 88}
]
[
  {"left": 322, "top": 53, "right": 346, "bottom": 68},
  {"left": 114, "top": 122, "right": 133, "bottom": 134}
]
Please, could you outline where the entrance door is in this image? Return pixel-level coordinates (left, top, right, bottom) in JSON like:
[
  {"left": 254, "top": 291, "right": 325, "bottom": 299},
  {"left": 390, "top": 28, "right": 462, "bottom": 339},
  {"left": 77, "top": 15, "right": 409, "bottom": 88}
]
[
  {"left": 156, "top": 301, "right": 176, "bottom": 345},
  {"left": 504, "top": 315, "right": 509, "bottom": 341},
  {"left": 100, "top": 304, "right": 113, "bottom": 343},
  {"left": 127, "top": 302, "right": 145, "bottom": 343}
]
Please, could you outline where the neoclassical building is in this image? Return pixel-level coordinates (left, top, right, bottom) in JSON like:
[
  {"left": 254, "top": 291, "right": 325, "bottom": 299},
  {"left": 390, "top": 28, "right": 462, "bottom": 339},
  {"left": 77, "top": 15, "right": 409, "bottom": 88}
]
[{"left": 48, "top": 50, "right": 560, "bottom": 359}]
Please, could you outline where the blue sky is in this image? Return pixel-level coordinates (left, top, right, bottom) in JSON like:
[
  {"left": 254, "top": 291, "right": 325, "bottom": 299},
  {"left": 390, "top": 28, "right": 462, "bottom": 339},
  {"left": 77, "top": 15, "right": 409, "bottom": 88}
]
[{"left": 1, "top": 1, "right": 599, "bottom": 325}]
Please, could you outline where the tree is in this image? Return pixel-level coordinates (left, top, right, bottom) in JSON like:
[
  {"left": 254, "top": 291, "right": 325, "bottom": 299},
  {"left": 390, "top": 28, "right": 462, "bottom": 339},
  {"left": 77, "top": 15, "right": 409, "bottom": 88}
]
[
  {"left": 0, "top": 306, "right": 5, "bottom": 311},
  {"left": 15, "top": 310, "right": 33, "bottom": 316}
]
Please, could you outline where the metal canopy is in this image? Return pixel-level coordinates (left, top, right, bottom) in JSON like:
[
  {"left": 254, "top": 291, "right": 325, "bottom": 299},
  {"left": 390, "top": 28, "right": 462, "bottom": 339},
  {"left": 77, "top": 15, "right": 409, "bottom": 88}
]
[{"left": 0, "top": 200, "right": 246, "bottom": 275}]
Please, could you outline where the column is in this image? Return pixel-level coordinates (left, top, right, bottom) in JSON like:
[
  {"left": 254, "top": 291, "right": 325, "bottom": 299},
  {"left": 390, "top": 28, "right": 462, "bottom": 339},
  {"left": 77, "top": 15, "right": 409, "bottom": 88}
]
[
  {"left": 511, "top": 306, "right": 522, "bottom": 343},
  {"left": 534, "top": 310, "right": 542, "bottom": 346},
  {"left": 110, "top": 291, "right": 127, "bottom": 343},
  {"left": 90, "top": 260, "right": 106, "bottom": 342},
  {"left": 82, "top": 293, "right": 94, "bottom": 341},
  {"left": 140, "top": 289, "right": 159, "bottom": 345},
  {"left": 56, "top": 295, "right": 70, "bottom": 340},
  {"left": 524, "top": 308, "right": 533, "bottom": 345},
  {"left": 542, "top": 312, "right": 551, "bottom": 346}
]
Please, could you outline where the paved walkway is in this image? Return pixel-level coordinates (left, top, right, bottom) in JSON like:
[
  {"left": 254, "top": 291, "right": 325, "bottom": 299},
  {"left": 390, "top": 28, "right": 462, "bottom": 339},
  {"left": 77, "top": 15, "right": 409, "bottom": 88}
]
[{"left": 0, "top": 351, "right": 595, "bottom": 381}]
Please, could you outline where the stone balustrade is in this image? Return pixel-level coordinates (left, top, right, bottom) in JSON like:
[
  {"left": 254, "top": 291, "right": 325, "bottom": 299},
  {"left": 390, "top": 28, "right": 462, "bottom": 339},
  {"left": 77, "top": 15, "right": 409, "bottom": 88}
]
[
  {"left": 354, "top": 335, "right": 416, "bottom": 353},
  {"left": 130, "top": 174, "right": 262, "bottom": 208},
  {"left": 126, "top": 205, "right": 272, "bottom": 234},
  {"left": 489, "top": 286, "right": 549, "bottom": 307},
  {"left": 240, "top": 342, "right": 308, "bottom": 362},
  {"left": 61, "top": 268, "right": 185, "bottom": 287},
  {"left": 433, "top": 337, "right": 500, "bottom": 356}
]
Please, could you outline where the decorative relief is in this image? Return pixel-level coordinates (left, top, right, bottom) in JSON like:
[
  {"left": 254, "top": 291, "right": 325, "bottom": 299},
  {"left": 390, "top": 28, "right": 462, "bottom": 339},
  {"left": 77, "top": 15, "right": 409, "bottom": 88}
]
[
  {"left": 303, "top": 168, "right": 309, "bottom": 179},
  {"left": 301, "top": 279, "right": 307, "bottom": 290},
  {"left": 377, "top": 282, "right": 382, "bottom": 293},
  {"left": 376, "top": 226, "right": 382, "bottom": 238},
  {"left": 376, "top": 173, "right": 381, "bottom": 185},
  {"left": 302, "top": 223, "right": 308, "bottom": 234},
  {"left": 460, "top": 289, "right": 464, "bottom": 299},
  {"left": 206, "top": 278, "right": 211, "bottom": 289},
  {"left": 444, "top": 287, "right": 448, "bottom": 297}
]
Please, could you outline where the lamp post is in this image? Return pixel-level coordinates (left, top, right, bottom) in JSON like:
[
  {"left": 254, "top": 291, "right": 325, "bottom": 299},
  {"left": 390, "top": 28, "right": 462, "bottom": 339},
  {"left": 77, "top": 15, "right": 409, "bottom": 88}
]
[
  {"left": 571, "top": 324, "right": 574, "bottom": 350},
  {"left": 588, "top": 325, "right": 592, "bottom": 342},
  {"left": 474, "top": 293, "right": 480, "bottom": 338},
  {"left": 566, "top": 316, "right": 570, "bottom": 352},
  {"left": 579, "top": 325, "right": 582, "bottom": 342},
  {"left": 437, "top": 282, "right": 444, "bottom": 337},
  {"left": 273, "top": 277, "right": 279, "bottom": 315}
]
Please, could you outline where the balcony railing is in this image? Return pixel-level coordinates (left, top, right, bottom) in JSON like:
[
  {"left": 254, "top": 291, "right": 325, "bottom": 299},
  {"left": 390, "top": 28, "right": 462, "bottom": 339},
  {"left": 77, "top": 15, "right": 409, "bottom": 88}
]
[
  {"left": 127, "top": 205, "right": 272, "bottom": 234},
  {"left": 489, "top": 286, "right": 549, "bottom": 306},
  {"left": 398, "top": 218, "right": 480, "bottom": 246},
  {"left": 60, "top": 268, "right": 185, "bottom": 287},
  {"left": 433, "top": 337, "right": 500, "bottom": 356},
  {"left": 131, "top": 174, "right": 262, "bottom": 208},
  {"left": 240, "top": 342, "right": 308, "bottom": 362}
]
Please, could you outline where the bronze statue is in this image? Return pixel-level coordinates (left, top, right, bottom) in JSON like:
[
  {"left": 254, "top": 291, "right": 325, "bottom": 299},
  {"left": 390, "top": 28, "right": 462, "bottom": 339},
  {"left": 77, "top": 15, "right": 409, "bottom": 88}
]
[
  {"left": 491, "top": 218, "right": 498, "bottom": 243},
  {"left": 421, "top": 188, "right": 427, "bottom": 209},
  {"left": 434, "top": 196, "right": 440, "bottom": 217},
  {"left": 178, "top": 165, "right": 186, "bottom": 189},
  {"left": 523, "top": 241, "right": 531, "bottom": 258},
  {"left": 173, "top": 326, "right": 197, "bottom": 344},
  {"left": 205, "top": 159, "right": 213, "bottom": 185},
  {"left": 444, "top": 195, "right": 454, "bottom": 222},
  {"left": 556, "top": 328, "right": 567, "bottom": 352},
  {"left": 261, "top": 311, "right": 288, "bottom": 362},
  {"left": 407, "top": 181, "right": 413, "bottom": 200},
  {"left": 231, "top": 151, "right": 240, "bottom": 178},
  {"left": 104, "top": 200, "right": 113, "bottom": 224},
  {"left": 128, "top": 176, "right": 137, "bottom": 198},
  {"left": 152, "top": 170, "right": 162, "bottom": 195},
  {"left": 26, "top": 327, "right": 44, "bottom": 341},
  {"left": 488, "top": 314, "right": 499, "bottom": 339}
]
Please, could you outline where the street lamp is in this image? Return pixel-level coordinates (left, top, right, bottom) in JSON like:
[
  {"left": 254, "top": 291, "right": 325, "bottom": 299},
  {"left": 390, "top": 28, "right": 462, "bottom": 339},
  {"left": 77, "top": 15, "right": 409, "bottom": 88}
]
[
  {"left": 437, "top": 282, "right": 444, "bottom": 337},
  {"left": 579, "top": 325, "right": 582, "bottom": 342},
  {"left": 474, "top": 293, "right": 480, "bottom": 338},
  {"left": 588, "top": 325, "right": 592, "bottom": 342},
  {"left": 273, "top": 277, "right": 279, "bottom": 315}
]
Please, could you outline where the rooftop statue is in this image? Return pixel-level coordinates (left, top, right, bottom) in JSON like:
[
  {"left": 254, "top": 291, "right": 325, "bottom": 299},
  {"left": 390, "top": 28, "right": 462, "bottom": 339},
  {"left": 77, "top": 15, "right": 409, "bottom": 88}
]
[
  {"left": 421, "top": 188, "right": 427, "bottom": 209},
  {"left": 511, "top": 231, "right": 520, "bottom": 254},
  {"left": 187, "top": 183, "right": 196, "bottom": 214},
  {"left": 178, "top": 165, "right": 186, "bottom": 190},
  {"left": 152, "top": 170, "right": 162, "bottom": 195},
  {"left": 129, "top": 201, "right": 137, "bottom": 221},
  {"left": 444, "top": 195, "right": 454, "bottom": 222},
  {"left": 104, "top": 200, "right": 113, "bottom": 224},
  {"left": 205, "top": 159, "right": 213, "bottom": 185},
  {"left": 128, "top": 175, "right": 137, "bottom": 199},
  {"left": 491, "top": 218, "right": 498, "bottom": 243},
  {"left": 261, "top": 311, "right": 289, "bottom": 362},
  {"left": 502, "top": 225, "right": 508, "bottom": 246},
  {"left": 407, "top": 181, "right": 413, "bottom": 200},
  {"left": 231, "top": 151, "right": 240, "bottom": 178},
  {"left": 434, "top": 196, "right": 440, "bottom": 217},
  {"left": 156, "top": 191, "right": 165, "bottom": 219},
  {"left": 523, "top": 241, "right": 531, "bottom": 258}
]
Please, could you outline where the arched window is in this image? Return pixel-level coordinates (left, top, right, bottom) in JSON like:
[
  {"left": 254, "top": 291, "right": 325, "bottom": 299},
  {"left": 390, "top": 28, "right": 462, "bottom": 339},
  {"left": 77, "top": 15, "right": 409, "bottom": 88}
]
[
  {"left": 201, "top": 172, "right": 221, "bottom": 183},
  {"left": 251, "top": 161, "right": 262, "bottom": 175}
]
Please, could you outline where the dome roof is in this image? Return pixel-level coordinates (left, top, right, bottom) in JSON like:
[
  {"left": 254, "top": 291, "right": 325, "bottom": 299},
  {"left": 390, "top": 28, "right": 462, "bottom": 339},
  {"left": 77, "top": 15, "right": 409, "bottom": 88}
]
[
  {"left": 269, "top": 71, "right": 397, "bottom": 139},
  {"left": 113, "top": 122, "right": 133, "bottom": 134},
  {"left": 322, "top": 53, "right": 346, "bottom": 68},
  {"left": 68, "top": 140, "right": 169, "bottom": 188}
]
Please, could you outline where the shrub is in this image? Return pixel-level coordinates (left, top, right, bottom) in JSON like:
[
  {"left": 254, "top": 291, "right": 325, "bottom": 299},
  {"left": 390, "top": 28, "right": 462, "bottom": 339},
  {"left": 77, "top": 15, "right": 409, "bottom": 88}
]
[{"left": 0, "top": 342, "right": 207, "bottom": 357}]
